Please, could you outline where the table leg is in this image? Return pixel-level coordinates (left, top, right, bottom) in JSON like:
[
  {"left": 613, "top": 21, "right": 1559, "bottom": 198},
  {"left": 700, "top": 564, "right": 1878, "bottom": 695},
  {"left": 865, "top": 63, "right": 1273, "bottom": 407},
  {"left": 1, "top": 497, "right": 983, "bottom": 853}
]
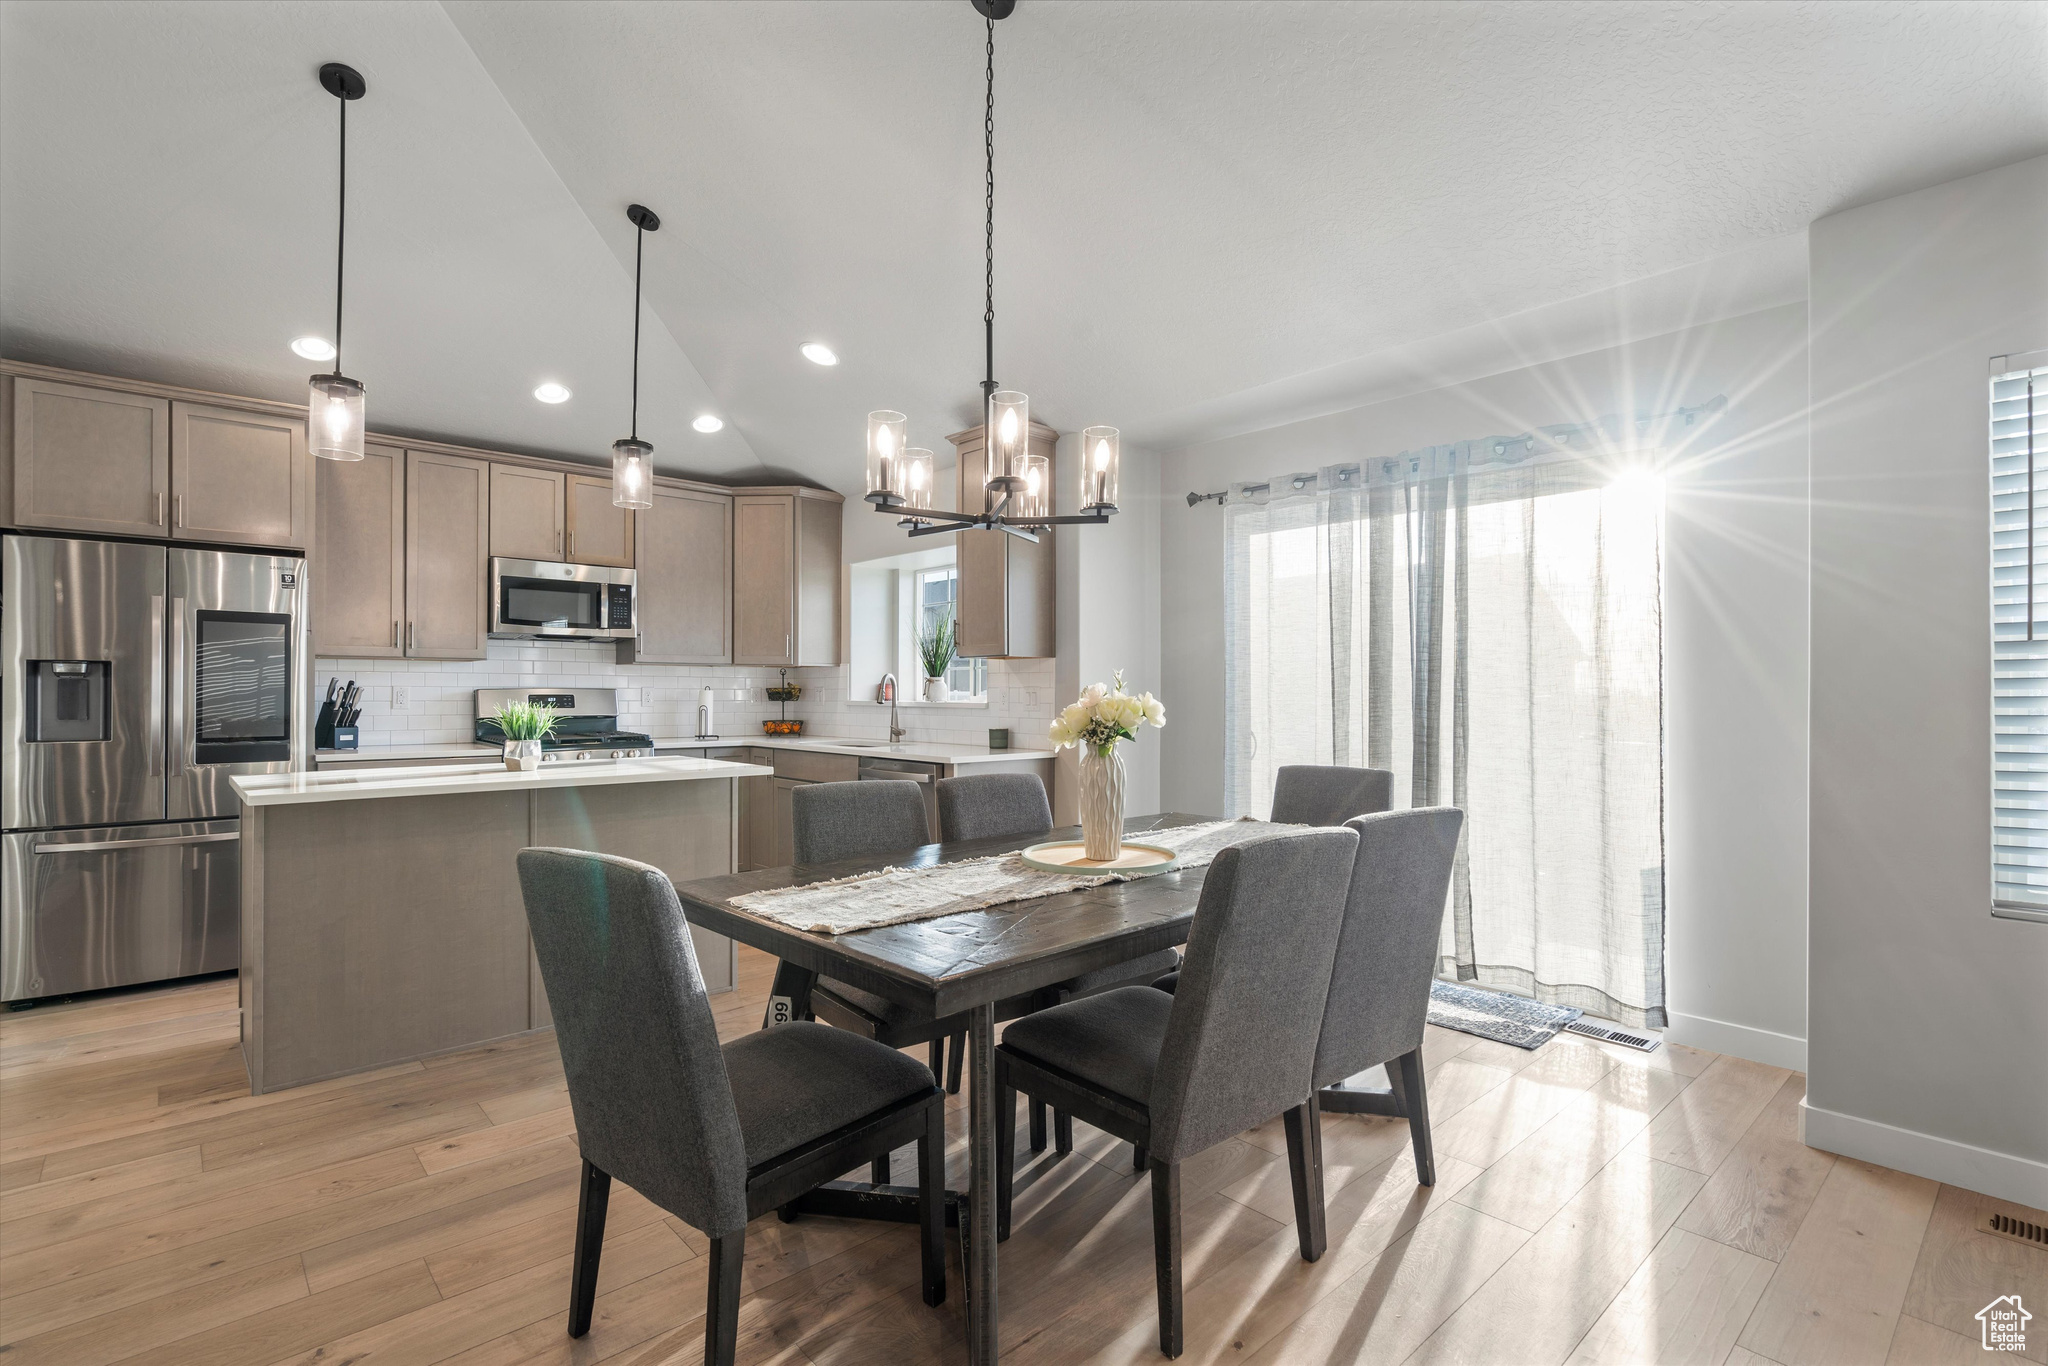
[
  {"left": 763, "top": 961, "right": 816, "bottom": 1029},
  {"left": 967, "top": 1002, "right": 998, "bottom": 1365}
]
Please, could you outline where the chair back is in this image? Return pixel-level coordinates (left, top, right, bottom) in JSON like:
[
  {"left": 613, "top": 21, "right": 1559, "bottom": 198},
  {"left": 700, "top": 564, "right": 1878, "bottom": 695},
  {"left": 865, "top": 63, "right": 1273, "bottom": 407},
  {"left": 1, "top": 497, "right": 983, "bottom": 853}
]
[
  {"left": 516, "top": 848, "right": 749, "bottom": 1236},
  {"left": 935, "top": 772, "right": 1052, "bottom": 844},
  {"left": 1149, "top": 828, "right": 1358, "bottom": 1161},
  {"left": 1270, "top": 764, "right": 1394, "bottom": 826},
  {"left": 1313, "top": 808, "right": 1464, "bottom": 1088},
  {"left": 793, "top": 779, "right": 931, "bottom": 864}
]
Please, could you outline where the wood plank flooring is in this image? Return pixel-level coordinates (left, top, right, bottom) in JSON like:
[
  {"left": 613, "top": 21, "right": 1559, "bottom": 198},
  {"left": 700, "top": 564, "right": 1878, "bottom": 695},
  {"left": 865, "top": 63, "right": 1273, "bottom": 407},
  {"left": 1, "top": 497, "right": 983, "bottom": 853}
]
[{"left": 1, "top": 950, "right": 2042, "bottom": 1366}]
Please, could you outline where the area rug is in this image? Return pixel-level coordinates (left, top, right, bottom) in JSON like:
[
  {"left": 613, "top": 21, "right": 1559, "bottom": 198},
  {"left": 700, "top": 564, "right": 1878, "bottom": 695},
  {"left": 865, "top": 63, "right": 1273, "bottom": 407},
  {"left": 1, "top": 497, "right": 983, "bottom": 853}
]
[{"left": 1428, "top": 980, "right": 1583, "bottom": 1049}]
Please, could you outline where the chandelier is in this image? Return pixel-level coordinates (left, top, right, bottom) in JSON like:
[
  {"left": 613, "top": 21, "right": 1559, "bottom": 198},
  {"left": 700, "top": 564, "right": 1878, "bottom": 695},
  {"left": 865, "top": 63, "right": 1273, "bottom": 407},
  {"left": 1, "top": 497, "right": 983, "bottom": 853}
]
[{"left": 862, "top": 0, "right": 1120, "bottom": 542}]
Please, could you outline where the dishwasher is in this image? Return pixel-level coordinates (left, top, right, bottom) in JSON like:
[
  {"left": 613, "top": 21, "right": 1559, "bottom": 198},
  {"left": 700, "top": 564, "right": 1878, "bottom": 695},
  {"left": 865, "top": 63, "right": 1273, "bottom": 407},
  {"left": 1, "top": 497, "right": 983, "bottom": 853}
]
[{"left": 858, "top": 757, "right": 943, "bottom": 840}]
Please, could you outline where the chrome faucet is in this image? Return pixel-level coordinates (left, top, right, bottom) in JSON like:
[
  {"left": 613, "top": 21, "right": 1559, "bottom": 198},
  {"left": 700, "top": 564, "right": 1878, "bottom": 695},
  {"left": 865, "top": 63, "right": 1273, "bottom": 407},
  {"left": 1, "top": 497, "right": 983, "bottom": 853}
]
[{"left": 878, "top": 673, "right": 907, "bottom": 743}]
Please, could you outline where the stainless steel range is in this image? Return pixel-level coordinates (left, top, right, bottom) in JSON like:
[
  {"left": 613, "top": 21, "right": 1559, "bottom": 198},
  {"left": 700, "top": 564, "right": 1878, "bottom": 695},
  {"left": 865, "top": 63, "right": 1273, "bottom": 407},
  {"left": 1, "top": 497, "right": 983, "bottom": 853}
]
[
  {"left": 473, "top": 688, "right": 652, "bottom": 762},
  {"left": 2, "top": 533, "right": 310, "bottom": 1001}
]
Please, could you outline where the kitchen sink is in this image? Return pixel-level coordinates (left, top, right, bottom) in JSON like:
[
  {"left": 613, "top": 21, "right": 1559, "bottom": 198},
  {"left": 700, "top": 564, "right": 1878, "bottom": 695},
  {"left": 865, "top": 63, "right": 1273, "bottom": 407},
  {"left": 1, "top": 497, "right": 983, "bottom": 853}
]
[{"left": 828, "top": 740, "right": 898, "bottom": 749}]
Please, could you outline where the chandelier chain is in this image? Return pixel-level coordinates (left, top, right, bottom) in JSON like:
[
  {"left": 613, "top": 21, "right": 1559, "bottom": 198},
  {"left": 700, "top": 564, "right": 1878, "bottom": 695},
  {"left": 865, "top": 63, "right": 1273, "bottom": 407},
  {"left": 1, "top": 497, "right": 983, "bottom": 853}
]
[
  {"left": 631, "top": 220, "right": 643, "bottom": 442},
  {"left": 333, "top": 89, "right": 346, "bottom": 375},
  {"left": 983, "top": 14, "right": 995, "bottom": 389}
]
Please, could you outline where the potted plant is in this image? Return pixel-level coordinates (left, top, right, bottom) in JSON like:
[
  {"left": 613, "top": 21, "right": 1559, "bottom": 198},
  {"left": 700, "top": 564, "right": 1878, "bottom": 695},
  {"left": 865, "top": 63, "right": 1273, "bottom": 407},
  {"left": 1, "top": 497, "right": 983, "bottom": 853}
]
[
  {"left": 493, "top": 699, "right": 557, "bottom": 772},
  {"left": 918, "top": 608, "right": 957, "bottom": 703},
  {"left": 1048, "top": 671, "right": 1166, "bottom": 860}
]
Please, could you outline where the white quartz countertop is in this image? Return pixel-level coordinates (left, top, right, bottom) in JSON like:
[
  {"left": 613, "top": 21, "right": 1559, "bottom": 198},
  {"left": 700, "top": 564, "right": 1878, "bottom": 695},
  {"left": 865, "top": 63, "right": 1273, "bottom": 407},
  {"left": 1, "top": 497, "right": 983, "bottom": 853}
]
[
  {"left": 314, "top": 736, "right": 1056, "bottom": 766},
  {"left": 236, "top": 755, "right": 770, "bottom": 806}
]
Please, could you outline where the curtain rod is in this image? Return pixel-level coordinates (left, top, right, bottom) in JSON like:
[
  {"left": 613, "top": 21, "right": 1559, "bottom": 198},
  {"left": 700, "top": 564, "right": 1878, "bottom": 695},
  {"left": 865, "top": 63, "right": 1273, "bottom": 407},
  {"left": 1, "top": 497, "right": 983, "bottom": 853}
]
[{"left": 1184, "top": 395, "right": 1726, "bottom": 507}]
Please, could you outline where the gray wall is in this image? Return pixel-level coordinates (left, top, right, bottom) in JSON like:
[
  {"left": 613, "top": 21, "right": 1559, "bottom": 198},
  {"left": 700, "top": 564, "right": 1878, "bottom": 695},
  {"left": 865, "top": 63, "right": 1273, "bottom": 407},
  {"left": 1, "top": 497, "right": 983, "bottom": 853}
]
[
  {"left": 1160, "top": 303, "right": 1814, "bottom": 1070},
  {"left": 1806, "top": 154, "right": 2048, "bottom": 1205}
]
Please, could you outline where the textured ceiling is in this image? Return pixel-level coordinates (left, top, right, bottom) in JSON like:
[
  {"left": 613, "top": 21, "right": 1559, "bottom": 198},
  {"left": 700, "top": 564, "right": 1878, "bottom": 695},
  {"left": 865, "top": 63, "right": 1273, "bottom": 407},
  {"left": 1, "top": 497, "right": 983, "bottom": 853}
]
[{"left": 4, "top": 1, "right": 2045, "bottom": 493}]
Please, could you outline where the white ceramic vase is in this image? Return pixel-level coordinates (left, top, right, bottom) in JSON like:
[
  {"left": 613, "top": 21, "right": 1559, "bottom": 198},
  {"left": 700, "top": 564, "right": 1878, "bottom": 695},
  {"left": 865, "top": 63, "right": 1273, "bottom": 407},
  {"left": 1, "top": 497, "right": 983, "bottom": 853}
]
[
  {"left": 1078, "top": 744, "right": 1126, "bottom": 860},
  {"left": 924, "top": 676, "right": 949, "bottom": 703},
  {"left": 503, "top": 739, "right": 541, "bottom": 772}
]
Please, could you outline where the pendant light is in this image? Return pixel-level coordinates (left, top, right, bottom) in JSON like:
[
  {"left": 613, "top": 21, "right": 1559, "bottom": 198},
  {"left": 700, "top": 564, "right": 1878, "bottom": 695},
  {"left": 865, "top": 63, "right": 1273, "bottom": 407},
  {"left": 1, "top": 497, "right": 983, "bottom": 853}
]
[
  {"left": 309, "top": 63, "right": 368, "bottom": 461},
  {"left": 611, "top": 203, "right": 659, "bottom": 510},
  {"left": 862, "top": 0, "right": 1119, "bottom": 541}
]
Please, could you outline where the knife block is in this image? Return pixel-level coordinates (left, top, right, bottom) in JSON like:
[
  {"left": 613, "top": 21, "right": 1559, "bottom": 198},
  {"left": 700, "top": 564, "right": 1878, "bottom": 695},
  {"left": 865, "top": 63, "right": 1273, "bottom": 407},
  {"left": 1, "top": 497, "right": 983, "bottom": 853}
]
[{"left": 314, "top": 702, "right": 358, "bottom": 750}]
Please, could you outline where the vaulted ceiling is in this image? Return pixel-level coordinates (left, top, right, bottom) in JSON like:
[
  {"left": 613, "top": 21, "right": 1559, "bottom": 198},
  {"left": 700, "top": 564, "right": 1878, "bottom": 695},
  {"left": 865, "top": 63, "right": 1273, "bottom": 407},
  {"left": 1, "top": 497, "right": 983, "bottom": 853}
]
[{"left": 4, "top": 1, "right": 2044, "bottom": 494}]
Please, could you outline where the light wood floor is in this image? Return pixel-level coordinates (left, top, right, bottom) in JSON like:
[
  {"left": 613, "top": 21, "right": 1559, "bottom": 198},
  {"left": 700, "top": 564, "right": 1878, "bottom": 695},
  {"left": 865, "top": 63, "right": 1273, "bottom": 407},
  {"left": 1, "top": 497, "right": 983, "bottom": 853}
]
[{"left": 2, "top": 950, "right": 2042, "bottom": 1366}]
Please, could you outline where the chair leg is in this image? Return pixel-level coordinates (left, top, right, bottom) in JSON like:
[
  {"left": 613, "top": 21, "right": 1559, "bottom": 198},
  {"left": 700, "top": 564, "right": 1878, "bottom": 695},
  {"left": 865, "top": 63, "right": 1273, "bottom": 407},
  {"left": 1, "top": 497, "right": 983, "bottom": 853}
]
[
  {"left": 1133, "top": 1143, "right": 1148, "bottom": 1172},
  {"left": 1029, "top": 1098, "right": 1047, "bottom": 1152},
  {"left": 1150, "top": 1159, "right": 1183, "bottom": 1358},
  {"left": 919, "top": 1097, "right": 946, "bottom": 1307},
  {"left": 1392, "top": 1047, "right": 1436, "bottom": 1186},
  {"left": 871, "top": 1152, "right": 891, "bottom": 1185},
  {"left": 996, "top": 1081, "right": 1017, "bottom": 1241},
  {"left": 704, "top": 1227, "right": 745, "bottom": 1366},
  {"left": 567, "top": 1159, "right": 610, "bottom": 1338},
  {"left": 946, "top": 1029, "right": 966, "bottom": 1094},
  {"left": 1054, "top": 1109, "right": 1074, "bottom": 1154},
  {"left": 1282, "top": 1097, "right": 1327, "bottom": 1262}
]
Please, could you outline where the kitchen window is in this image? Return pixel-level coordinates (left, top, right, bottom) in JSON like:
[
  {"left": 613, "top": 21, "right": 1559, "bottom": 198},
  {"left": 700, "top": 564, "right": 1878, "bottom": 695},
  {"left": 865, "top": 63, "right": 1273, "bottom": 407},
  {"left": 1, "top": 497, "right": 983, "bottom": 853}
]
[
  {"left": 1991, "top": 358, "right": 2048, "bottom": 922},
  {"left": 913, "top": 566, "right": 987, "bottom": 700}
]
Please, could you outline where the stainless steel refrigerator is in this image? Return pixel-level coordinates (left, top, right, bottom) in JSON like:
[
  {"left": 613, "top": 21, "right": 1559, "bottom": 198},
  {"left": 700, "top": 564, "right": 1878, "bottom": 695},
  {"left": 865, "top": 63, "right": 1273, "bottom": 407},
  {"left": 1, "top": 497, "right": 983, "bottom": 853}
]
[{"left": 2, "top": 533, "right": 309, "bottom": 1001}]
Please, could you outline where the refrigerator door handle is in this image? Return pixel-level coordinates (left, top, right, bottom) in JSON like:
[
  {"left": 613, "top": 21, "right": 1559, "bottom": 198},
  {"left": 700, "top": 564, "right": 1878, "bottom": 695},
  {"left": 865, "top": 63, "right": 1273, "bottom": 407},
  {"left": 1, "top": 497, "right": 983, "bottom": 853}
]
[
  {"left": 148, "top": 594, "right": 165, "bottom": 776},
  {"left": 31, "top": 832, "right": 238, "bottom": 855},
  {"left": 167, "top": 597, "right": 186, "bottom": 777}
]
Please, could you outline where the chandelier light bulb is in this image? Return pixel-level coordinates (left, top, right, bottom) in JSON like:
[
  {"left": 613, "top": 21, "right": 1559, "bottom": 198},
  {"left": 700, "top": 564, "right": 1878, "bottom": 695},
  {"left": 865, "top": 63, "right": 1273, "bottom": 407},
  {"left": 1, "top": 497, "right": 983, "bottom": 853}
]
[
  {"left": 865, "top": 410, "right": 909, "bottom": 503},
  {"left": 1080, "top": 425, "right": 1120, "bottom": 511}
]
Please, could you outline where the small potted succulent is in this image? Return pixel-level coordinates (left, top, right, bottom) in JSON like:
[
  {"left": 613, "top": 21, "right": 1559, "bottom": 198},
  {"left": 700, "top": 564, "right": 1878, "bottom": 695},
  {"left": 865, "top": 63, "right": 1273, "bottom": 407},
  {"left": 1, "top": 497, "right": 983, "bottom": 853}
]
[
  {"left": 493, "top": 699, "right": 557, "bottom": 772},
  {"left": 918, "top": 608, "right": 957, "bottom": 703}
]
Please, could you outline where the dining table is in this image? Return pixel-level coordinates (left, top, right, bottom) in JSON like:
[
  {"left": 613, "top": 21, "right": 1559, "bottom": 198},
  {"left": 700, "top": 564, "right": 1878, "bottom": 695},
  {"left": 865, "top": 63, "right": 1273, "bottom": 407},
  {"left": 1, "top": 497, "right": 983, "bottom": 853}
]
[{"left": 670, "top": 811, "right": 1220, "bottom": 1366}]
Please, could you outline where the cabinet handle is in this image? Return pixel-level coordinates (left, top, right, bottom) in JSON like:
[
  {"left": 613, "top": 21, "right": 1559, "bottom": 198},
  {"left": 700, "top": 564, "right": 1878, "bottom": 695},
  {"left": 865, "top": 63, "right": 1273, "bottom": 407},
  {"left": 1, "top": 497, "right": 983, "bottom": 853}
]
[
  {"left": 173, "top": 494, "right": 184, "bottom": 528},
  {"left": 567, "top": 531, "right": 574, "bottom": 557},
  {"left": 154, "top": 492, "right": 164, "bottom": 527},
  {"left": 407, "top": 621, "right": 416, "bottom": 652},
  {"left": 556, "top": 528, "right": 562, "bottom": 555},
  {"left": 391, "top": 620, "right": 399, "bottom": 649}
]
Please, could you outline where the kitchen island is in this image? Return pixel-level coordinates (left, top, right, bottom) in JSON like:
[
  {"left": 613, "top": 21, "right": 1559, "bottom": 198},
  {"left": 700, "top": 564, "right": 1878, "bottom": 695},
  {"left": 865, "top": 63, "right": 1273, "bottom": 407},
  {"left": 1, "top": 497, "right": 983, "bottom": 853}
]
[{"left": 231, "top": 754, "right": 769, "bottom": 1092}]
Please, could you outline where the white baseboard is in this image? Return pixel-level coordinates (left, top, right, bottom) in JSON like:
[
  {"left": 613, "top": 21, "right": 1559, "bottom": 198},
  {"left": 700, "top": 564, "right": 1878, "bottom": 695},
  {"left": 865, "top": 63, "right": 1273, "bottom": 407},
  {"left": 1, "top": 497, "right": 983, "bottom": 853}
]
[
  {"left": 1800, "top": 1099, "right": 2048, "bottom": 1209},
  {"left": 1664, "top": 1010, "right": 1808, "bottom": 1072}
]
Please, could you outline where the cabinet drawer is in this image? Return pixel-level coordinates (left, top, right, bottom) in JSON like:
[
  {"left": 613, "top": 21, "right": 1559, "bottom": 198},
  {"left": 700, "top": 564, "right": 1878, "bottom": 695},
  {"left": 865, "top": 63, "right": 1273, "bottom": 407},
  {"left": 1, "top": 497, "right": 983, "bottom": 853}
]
[{"left": 771, "top": 749, "right": 857, "bottom": 783}]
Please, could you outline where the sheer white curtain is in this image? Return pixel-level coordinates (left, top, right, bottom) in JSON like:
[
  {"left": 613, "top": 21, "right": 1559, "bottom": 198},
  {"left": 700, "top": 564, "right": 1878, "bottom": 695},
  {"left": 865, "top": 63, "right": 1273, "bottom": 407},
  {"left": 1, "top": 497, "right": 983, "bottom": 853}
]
[{"left": 1224, "top": 426, "right": 1672, "bottom": 1027}]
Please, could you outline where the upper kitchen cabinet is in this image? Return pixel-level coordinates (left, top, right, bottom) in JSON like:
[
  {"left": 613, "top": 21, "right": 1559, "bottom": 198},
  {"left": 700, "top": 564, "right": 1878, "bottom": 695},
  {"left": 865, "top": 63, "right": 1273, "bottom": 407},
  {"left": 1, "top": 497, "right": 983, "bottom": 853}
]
[
  {"left": 620, "top": 484, "right": 731, "bottom": 665},
  {"left": 10, "top": 376, "right": 170, "bottom": 538},
  {"left": 404, "top": 450, "right": 490, "bottom": 659},
  {"left": 312, "top": 443, "right": 405, "bottom": 658},
  {"left": 732, "top": 487, "right": 842, "bottom": 667},
  {"left": 489, "top": 464, "right": 564, "bottom": 562},
  {"left": 566, "top": 473, "right": 634, "bottom": 568},
  {"left": 169, "top": 402, "right": 310, "bottom": 549},
  {"left": 949, "top": 417, "right": 1056, "bottom": 658}
]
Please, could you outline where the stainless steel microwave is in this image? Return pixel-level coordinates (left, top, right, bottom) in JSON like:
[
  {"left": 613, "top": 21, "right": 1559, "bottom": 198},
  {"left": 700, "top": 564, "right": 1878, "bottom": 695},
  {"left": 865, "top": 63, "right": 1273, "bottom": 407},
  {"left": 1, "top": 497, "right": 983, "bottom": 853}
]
[{"left": 489, "top": 558, "right": 636, "bottom": 640}]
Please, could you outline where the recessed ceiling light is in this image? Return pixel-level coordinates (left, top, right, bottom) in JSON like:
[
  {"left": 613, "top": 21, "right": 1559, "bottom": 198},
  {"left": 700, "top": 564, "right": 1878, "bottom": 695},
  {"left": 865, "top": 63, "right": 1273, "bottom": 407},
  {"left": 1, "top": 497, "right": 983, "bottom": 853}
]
[
  {"left": 692, "top": 414, "right": 724, "bottom": 433},
  {"left": 291, "top": 336, "right": 336, "bottom": 362},
  {"left": 533, "top": 382, "right": 572, "bottom": 404},
  {"left": 800, "top": 342, "right": 838, "bottom": 366}
]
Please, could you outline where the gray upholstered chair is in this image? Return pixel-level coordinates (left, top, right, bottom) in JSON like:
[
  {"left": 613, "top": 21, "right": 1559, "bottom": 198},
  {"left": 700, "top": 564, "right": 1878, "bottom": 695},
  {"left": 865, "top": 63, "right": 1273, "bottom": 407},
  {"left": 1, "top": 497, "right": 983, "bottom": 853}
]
[
  {"left": 937, "top": 771, "right": 1183, "bottom": 1154},
  {"left": 797, "top": 781, "right": 980, "bottom": 1135},
  {"left": 1308, "top": 807, "right": 1464, "bottom": 1186},
  {"left": 1149, "top": 763, "right": 1397, "bottom": 998},
  {"left": 517, "top": 848, "right": 947, "bottom": 1364},
  {"left": 994, "top": 828, "right": 1360, "bottom": 1358},
  {"left": 1270, "top": 763, "right": 1395, "bottom": 826}
]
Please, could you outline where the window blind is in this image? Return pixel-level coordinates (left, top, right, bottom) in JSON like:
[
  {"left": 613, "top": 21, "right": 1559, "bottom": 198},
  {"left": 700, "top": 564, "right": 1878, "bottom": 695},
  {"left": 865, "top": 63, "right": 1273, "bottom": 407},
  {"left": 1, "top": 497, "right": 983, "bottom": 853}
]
[{"left": 1991, "top": 362, "right": 2048, "bottom": 915}]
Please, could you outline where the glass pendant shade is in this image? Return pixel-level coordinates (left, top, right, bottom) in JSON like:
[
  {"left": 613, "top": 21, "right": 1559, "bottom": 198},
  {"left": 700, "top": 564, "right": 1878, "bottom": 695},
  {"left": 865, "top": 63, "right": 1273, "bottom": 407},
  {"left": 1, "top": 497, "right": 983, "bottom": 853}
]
[
  {"left": 308, "top": 374, "right": 367, "bottom": 461},
  {"left": 901, "top": 448, "right": 934, "bottom": 512},
  {"left": 611, "top": 438, "right": 653, "bottom": 509},
  {"left": 1080, "top": 425, "right": 1120, "bottom": 510},
  {"left": 865, "top": 410, "right": 909, "bottom": 503},
  {"left": 985, "top": 389, "right": 1029, "bottom": 488},
  {"left": 1018, "top": 453, "right": 1050, "bottom": 521}
]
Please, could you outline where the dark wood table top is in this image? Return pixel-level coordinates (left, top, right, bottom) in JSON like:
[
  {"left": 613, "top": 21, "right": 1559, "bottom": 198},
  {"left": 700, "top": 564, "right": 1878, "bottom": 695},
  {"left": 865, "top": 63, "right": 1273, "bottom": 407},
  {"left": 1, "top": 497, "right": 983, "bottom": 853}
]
[{"left": 672, "top": 813, "right": 1215, "bottom": 1017}]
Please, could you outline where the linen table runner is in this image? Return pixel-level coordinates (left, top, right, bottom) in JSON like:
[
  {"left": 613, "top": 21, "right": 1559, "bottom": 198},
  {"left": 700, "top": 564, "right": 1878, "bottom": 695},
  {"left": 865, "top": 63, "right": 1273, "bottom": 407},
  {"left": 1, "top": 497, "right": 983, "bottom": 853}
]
[{"left": 728, "top": 818, "right": 1296, "bottom": 935}]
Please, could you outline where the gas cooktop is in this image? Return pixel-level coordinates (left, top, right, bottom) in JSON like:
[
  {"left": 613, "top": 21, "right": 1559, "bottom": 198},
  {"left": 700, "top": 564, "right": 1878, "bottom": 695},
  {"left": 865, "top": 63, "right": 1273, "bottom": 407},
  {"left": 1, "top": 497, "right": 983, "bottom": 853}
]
[{"left": 472, "top": 687, "right": 654, "bottom": 762}]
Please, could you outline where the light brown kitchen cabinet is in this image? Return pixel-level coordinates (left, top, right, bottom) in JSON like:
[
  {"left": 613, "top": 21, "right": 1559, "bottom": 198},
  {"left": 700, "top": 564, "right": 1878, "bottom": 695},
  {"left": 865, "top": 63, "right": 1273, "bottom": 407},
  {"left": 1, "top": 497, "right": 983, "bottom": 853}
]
[
  {"left": 732, "top": 487, "right": 842, "bottom": 667},
  {"left": 620, "top": 485, "right": 731, "bottom": 665},
  {"left": 312, "top": 443, "right": 405, "bottom": 657},
  {"left": 949, "top": 417, "right": 1057, "bottom": 658},
  {"left": 10, "top": 377, "right": 170, "bottom": 537},
  {"left": 170, "top": 402, "right": 310, "bottom": 549},
  {"left": 489, "top": 464, "right": 564, "bottom": 562},
  {"left": 404, "top": 450, "right": 490, "bottom": 659},
  {"left": 566, "top": 473, "right": 634, "bottom": 567}
]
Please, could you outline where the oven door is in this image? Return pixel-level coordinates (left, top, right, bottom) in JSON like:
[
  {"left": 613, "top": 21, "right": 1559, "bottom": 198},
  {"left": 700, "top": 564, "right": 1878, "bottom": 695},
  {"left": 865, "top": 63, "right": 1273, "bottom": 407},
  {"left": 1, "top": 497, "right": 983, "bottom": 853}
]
[{"left": 490, "top": 558, "right": 635, "bottom": 639}]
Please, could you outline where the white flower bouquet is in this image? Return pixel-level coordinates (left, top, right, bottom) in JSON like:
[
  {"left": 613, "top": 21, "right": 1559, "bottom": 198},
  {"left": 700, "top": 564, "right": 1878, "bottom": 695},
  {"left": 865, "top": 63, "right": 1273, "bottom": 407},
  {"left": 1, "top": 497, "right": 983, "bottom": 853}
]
[{"left": 1048, "top": 671, "right": 1166, "bottom": 756}]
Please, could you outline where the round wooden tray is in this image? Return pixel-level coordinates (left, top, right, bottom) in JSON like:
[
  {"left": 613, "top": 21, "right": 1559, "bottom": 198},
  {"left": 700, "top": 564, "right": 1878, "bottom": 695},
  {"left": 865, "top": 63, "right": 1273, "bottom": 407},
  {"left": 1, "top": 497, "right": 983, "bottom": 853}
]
[{"left": 1018, "top": 840, "right": 1179, "bottom": 876}]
